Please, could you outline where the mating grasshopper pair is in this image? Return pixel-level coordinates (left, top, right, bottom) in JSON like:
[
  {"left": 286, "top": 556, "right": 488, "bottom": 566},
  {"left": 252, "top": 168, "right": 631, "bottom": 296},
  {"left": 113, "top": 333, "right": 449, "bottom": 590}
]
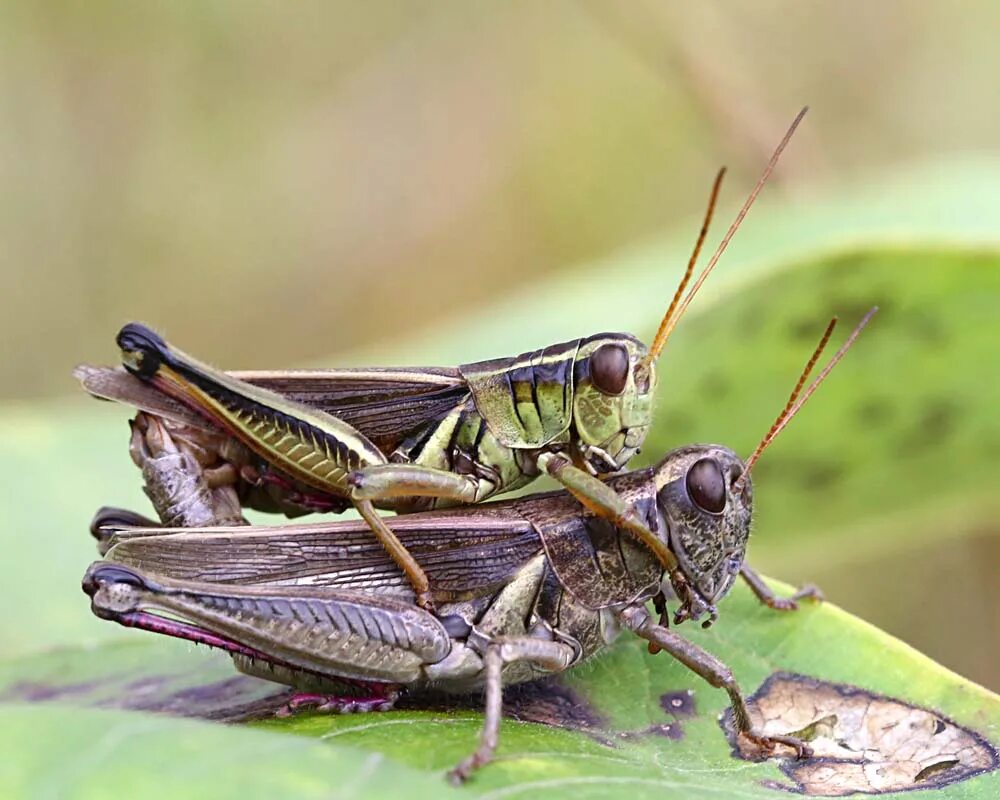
[
  {"left": 83, "top": 308, "right": 874, "bottom": 783},
  {"left": 78, "top": 109, "right": 875, "bottom": 781}
]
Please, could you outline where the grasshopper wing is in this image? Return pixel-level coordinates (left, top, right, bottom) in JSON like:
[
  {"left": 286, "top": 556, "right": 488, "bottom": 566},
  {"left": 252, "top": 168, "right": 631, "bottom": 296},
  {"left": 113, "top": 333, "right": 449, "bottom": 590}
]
[
  {"left": 102, "top": 505, "right": 542, "bottom": 602},
  {"left": 74, "top": 365, "right": 210, "bottom": 430},
  {"left": 76, "top": 364, "right": 470, "bottom": 452}
]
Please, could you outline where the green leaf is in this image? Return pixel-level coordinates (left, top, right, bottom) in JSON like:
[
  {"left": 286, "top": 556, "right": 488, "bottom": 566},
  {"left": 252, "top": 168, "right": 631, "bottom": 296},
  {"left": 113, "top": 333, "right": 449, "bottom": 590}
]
[{"left": 2, "top": 582, "right": 997, "bottom": 798}]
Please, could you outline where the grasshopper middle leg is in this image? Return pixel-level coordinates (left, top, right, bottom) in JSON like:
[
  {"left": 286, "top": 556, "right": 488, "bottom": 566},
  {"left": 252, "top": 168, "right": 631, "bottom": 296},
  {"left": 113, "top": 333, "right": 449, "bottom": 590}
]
[
  {"left": 620, "top": 604, "right": 813, "bottom": 758},
  {"left": 447, "top": 636, "right": 576, "bottom": 785},
  {"left": 740, "top": 564, "right": 823, "bottom": 612}
]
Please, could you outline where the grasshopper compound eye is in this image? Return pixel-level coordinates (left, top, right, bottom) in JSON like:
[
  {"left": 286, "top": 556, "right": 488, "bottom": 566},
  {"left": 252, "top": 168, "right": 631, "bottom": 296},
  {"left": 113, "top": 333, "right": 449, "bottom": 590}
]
[
  {"left": 589, "top": 343, "right": 629, "bottom": 395},
  {"left": 686, "top": 457, "right": 726, "bottom": 514}
]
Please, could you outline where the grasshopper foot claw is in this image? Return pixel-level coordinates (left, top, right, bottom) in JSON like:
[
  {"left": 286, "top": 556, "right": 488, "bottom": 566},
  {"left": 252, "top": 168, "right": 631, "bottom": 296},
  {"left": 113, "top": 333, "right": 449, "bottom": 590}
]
[
  {"left": 415, "top": 591, "right": 436, "bottom": 613},
  {"left": 447, "top": 757, "right": 481, "bottom": 786},
  {"left": 277, "top": 690, "right": 400, "bottom": 717},
  {"left": 741, "top": 729, "right": 814, "bottom": 759},
  {"left": 793, "top": 583, "right": 824, "bottom": 603},
  {"left": 766, "top": 583, "right": 824, "bottom": 611}
]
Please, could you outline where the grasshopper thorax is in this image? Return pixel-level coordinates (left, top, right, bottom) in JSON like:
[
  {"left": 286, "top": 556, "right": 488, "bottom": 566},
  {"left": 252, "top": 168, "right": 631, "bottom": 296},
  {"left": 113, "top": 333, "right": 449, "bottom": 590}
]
[
  {"left": 571, "top": 333, "right": 657, "bottom": 472},
  {"left": 652, "top": 445, "right": 752, "bottom": 608}
]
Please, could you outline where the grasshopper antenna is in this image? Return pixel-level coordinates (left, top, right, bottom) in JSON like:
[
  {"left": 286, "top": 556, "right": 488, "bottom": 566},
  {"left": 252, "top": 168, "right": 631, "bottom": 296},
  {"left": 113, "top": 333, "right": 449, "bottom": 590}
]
[
  {"left": 736, "top": 306, "right": 878, "bottom": 489},
  {"left": 642, "top": 166, "right": 726, "bottom": 369},
  {"left": 642, "top": 106, "right": 809, "bottom": 371}
]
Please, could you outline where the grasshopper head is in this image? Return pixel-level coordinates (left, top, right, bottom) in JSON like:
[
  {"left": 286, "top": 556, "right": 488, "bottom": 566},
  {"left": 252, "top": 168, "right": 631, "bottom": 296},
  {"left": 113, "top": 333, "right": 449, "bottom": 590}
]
[
  {"left": 652, "top": 445, "right": 752, "bottom": 608},
  {"left": 646, "top": 307, "right": 877, "bottom": 615},
  {"left": 571, "top": 333, "right": 656, "bottom": 471}
]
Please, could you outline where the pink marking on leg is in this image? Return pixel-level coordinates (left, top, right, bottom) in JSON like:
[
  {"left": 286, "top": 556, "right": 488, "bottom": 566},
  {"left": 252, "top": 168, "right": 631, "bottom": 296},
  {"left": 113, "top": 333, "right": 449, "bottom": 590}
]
[
  {"left": 254, "top": 470, "right": 350, "bottom": 513},
  {"left": 276, "top": 686, "right": 401, "bottom": 717}
]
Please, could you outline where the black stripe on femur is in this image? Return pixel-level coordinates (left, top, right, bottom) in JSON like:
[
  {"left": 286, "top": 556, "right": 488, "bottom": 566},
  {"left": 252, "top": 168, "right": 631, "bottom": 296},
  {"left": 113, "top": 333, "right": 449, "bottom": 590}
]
[{"left": 174, "top": 363, "right": 266, "bottom": 419}]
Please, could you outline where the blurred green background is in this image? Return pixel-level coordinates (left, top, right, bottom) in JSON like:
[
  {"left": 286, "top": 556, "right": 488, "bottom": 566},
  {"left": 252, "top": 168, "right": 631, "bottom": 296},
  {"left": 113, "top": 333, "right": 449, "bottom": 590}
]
[{"left": 1, "top": 0, "right": 998, "bottom": 693}]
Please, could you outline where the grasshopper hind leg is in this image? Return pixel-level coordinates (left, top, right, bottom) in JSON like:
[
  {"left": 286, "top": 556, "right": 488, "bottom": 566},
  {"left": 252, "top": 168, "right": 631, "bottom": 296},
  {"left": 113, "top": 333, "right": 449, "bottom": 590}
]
[
  {"left": 276, "top": 689, "right": 400, "bottom": 716},
  {"left": 348, "top": 464, "right": 489, "bottom": 611},
  {"left": 129, "top": 412, "right": 246, "bottom": 528}
]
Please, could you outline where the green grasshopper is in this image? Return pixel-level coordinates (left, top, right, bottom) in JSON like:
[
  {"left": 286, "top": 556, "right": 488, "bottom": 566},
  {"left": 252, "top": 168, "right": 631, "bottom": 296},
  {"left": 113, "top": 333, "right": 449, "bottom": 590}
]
[
  {"left": 84, "top": 307, "right": 874, "bottom": 782},
  {"left": 79, "top": 111, "right": 808, "bottom": 608}
]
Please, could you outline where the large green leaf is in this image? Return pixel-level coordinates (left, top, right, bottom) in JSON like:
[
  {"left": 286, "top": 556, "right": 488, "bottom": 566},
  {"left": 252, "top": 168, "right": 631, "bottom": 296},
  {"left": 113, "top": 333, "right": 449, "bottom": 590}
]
[{"left": 2, "top": 581, "right": 997, "bottom": 798}]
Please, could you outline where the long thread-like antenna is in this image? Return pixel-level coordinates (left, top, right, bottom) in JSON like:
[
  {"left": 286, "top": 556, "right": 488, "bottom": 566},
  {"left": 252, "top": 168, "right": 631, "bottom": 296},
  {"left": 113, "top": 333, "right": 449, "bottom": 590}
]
[
  {"left": 642, "top": 106, "right": 809, "bottom": 370},
  {"left": 643, "top": 167, "right": 725, "bottom": 366},
  {"left": 736, "top": 306, "right": 878, "bottom": 488}
]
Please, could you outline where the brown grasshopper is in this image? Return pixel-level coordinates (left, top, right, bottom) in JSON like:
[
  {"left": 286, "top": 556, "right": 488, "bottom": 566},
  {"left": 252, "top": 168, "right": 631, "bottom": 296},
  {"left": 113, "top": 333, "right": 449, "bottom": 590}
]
[
  {"left": 83, "top": 307, "right": 874, "bottom": 782},
  {"left": 77, "top": 110, "right": 809, "bottom": 610}
]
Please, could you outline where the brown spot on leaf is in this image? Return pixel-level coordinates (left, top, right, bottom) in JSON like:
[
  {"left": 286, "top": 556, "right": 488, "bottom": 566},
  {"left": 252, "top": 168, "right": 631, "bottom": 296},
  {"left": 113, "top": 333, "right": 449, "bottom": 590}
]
[
  {"left": 498, "top": 680, "right": 606, "bottom": 732},
  {"left": 723, "top": 672, "right": 998, "bottom": 796},
  {"left": 3, "top": 670, "right": 288, "bottom": 723},
  {"left": 660, "top": 689, "right": 696, "bottom": 718},
  {"left": 619, "top": 723, "right": 684, "bottom": 741}
]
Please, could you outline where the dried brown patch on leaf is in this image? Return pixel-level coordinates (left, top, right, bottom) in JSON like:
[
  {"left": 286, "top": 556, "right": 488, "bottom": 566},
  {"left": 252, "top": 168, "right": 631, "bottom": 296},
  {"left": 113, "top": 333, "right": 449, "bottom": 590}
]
[{"left": 724, "top": 672, "right": 998, "bottom": 796}]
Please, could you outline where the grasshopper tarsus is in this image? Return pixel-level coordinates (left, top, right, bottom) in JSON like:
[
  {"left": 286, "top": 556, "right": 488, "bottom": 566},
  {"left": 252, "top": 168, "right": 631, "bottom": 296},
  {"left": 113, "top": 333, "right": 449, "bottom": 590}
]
[
  {"left": 740, "top": 564, "right": 824, "bottom": 613},
  {"left": 739, "top": 730, "right": 814, "bottom": 760},
  {"left": 277, "top": 690, "right": 401, "bottom": 716}
]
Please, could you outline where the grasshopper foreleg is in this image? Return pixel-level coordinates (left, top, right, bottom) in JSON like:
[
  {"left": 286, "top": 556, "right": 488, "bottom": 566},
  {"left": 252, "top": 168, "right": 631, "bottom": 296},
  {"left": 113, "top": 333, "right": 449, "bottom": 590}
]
[
  {"left": 448, "top": 636, "right": 576, "bottom": 784},
  {"left": 348, "top": 463, "right": 482, "bottom": 504},
  {"left": 537, "top": 452, "right": 683, "bottom": 579},
  {"left": 619, "top": 604, "right": 812, "bottom": 759},
  {"left": 354, "top": 498, "right": 434, "bottom": 610},
  {"left": 348, "top": 464, "right": 488, "bottom": 610},
  {"left": 739, "top": 564, "right": 823, "bottom": 612}
]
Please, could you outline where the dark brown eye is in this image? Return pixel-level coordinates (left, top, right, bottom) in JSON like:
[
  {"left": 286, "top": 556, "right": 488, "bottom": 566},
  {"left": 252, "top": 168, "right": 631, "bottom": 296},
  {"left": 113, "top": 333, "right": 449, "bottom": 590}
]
[
  {"left": 589, "top": 343, "right": 629, "bottom": 395},
  {"left": 686, "top": 458, "right": 726, "bottom": 514}
]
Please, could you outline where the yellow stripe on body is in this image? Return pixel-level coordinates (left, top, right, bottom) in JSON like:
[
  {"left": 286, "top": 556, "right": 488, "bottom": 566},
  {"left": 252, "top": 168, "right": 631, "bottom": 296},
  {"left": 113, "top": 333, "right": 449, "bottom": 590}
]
[{"left": 157, "top": 364, "right": 386, "bottom": 494}]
